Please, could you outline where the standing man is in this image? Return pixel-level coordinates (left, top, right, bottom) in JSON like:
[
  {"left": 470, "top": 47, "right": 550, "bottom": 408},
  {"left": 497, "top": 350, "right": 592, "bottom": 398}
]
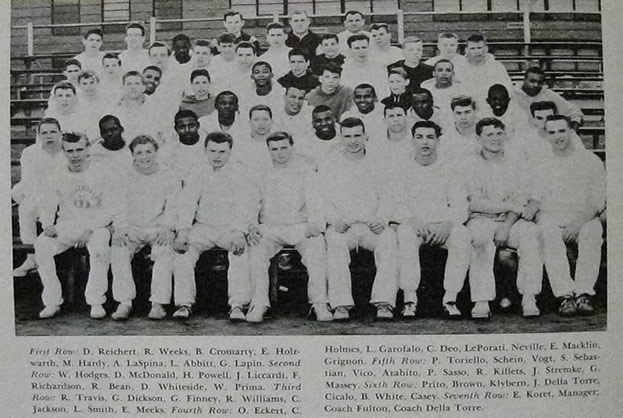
[
  {"left": 341, "top": 34, "right": 389, "bottom": 97},
  {"left": 535, "top": 115, "right": 605, "bottom": 316},
  {"left": 369, "top": 23, "right": 402, "bottom": 66},
  {"left": 318, "top": 117, "right": 398, "bottom": 321},
  {"left": 119, "top": 23, "right": 151, "bottom": 74},
  {"left": 367, "top": 103, "right": 412, "bottom": 168},
  {"left": 341, "top": 83, "right": 385, "bottom": 142},
  {"left": 420, "top": 59, "right": 465, "bottom": 123},
  {"left": 482, "top": 84, "right": 530, "bottom": 139},
  {"left": 73, "top": 28, "right": 105, "bottom": 77},
  {"left": 260, "top": 22, "right": 292, "bottom": 79},
  {"left": 337, "top": 10, "right": 371, "bottom": 53},
  {"left": 286, "top": 10, "right": 321, "bottom": 55},
  {"left": 199, "top": 91, "right": 247, "bottom": 141},
  {"left": 438, "top": 95, "right": 479, "bottom": 161},
  {"left": 392, "top": 121, "right": 471, "bottom": 318},
  {"left": 232, "top": 104, "right": 276, "bottom": 176},
  {"left": 171, "top": 34, "right": 192, "bottom": 65},
  {"left": 89, "top": 115, "right": 133, "bottom": 178},
  {"left": 388, "top": 37, "right": 433, "bottom": 93},
  {"left": 247, "top": 132, "right": 330, "bottom": 322},
  {"left": 424, "top": 32, "right": 466, "bottom": 68},
  {"left": 311, "top": 34, "right": 347, "bottom": 76},
  {"left": 222, "top": 11, "right": 260, "bottom": 53}
]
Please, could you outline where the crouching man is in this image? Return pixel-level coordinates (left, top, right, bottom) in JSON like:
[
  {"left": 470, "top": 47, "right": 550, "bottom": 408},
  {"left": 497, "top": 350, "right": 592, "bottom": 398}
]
[
  {"left": 247, "top": 132, "right": 330, "bottom": 323},
  {"left": 391, "top": 121, "right": 471, "bottom": 318},
  {"left": 109, "top": 135, "right": 180, "bottom": 320},
  {"left": 172, "top": 132, "right": 255, "bottom": 320},
  {"left": 35, "top": 133, "right": 117, "bottom": 319}
]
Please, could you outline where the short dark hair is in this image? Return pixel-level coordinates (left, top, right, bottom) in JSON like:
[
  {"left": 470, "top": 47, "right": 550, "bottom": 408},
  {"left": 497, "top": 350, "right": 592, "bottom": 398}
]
[
  {"left": 466, "top": 33, "right": 486, "bottom": 44},
  {"left": 249, "top": 104, "right": 273, "bottom": 120},
  {"left": 252, "top": 60, "right": 272, "bottom": 72},
  {"left": 129, "top": 135, "right": 159, "bottom": 153},
  {"left": 78, "top": 70, "right": 99, "bottom": 83},
  {"left": 84, "top": 28, "right": 103, "bottom": 39},
  {"left": 205, "top": 131, "right": 233, "bottom": 149},
  {"left": 383, "top": 103, "right": 406, "bottom": 117},
  {"left": 98, "top": 114, "right": 122, "bottom": 131},
  {"left": 340, "top": 116, "right": 365, "bottom": 133},
  {"left": 289, "top": 48, "right": 310, "bottom": 61},
  {"left": 175, "top": 109, "right": 199, "bottom": 123},
  {"left": 142, "top": 65, "right": 162, "bottom": 75},
  {"left": 411, "top": 120, "right": 441, "bottom": 138},
  {"left": 122, "top": 71, "right": 143, "bottom": 84},
  {"left": 388, "top": 67, "right": 408, "bottom": 79},
  {"left": 223, "top": 10, "right": 243, "bottom": 21},
  {"left": 343, "top": 10, "right": 364, "bottom": 22},
  {"left": 236, "top": 41, "right": 256, "bottom": 54},
  {"left": 194, "top": 39, "right": 213, "bottom": 49},
  {"left": 450, "top": 95, "right": 475, "bottom": 110},
  {"left": 476, "top": 117, "right": 505, "bottom": 136},
  {"left": 266, "top": 131, "right": 294, "bottom": 146},
  {"left": 487, "top": 84, "right": 509, "bottom": 98},
  {"left": 102, "top": 52, "right": 121, "bottom": 65},
  {"left": 285, "top": 85, "right": 307, "bottom": 95},
  {"left": 321, "top": 62, "right": 343, "bottom": 76},
  {"left": 530, "top": 101, "right": 558, "bottom": 117},
  {"left": 215, "top": 90, "right": 239, "bottom": 105},
  {"left": 411, "top": 87, "right": 433, "bottom": 101},
  {"left": 62, "top": 132, "right": 88, "bottom": 145},
  {"left": 38, "top": 117, "right": 61, "bottom": 132},
  {"left": 125, "top": 22, "right": 145, "bottom": 36},
  {"left": 320, "top": 33, "right": 339, "bottom": 43},
  {"left": 347, "top": 33, "right": 369, "bottom": 48},
  {"left": 525, "top": 66, "right": 545, "bottom": 78},
  {"left": 544, "top": 114, "right": 571, "bottom": 128},
  {"left": 191, "top": 68, "right": 211, "bottom": 83},
  {"left": 370, "top": 23, "right": 389, "bottom": 32},
  {"left": 172, "top": 33, "right": 191, "bottom": 44},
  {"left": 63, "top": 58, "right": 82, "bottom": 70},
  {"left": 266, "top": 22, "right": 285, "bottom": 32},
  {"left": 434, "top": 59, "right": 454, "bottom": 71},
  {"left": 148, "top": 41, "right": 170, "bottom": 55},
  {"left": 312, "top": 104, "right": 333, "bottom": 116},
  {"left": 218, "top": 33, "right": 237, "bottom": 44},
  {"left": 354, "top": 83, "right": 376, "bottom": 97},
  {"left": 53, "top": 81, "right": 76, "bottom": 95}
]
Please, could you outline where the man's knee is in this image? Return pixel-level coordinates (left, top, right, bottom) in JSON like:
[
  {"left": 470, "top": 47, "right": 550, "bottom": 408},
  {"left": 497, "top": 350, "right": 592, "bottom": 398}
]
[
  {"left": 447, "top": 225, "right": 470, "bottom": 249},
  {"left": 151, "top": 245, "right": 175, "bottom": 262},
  {"left": 579, "top": 220, "right": 603, "bottom": 245}
]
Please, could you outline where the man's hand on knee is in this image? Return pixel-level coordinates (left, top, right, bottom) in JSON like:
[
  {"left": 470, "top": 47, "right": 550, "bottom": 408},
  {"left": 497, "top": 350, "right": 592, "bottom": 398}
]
[
  {"left": 75, "top": 229, "right": 93, "bottom": 248},
  {"left": 173, "top": 228, "right": 190, "bottom": 253},
  {"left": 230, "top": 232, "right": 247, "bottom": 255},
  {"left": 42, "top": 225, "right": 58, "bottom": 238}
]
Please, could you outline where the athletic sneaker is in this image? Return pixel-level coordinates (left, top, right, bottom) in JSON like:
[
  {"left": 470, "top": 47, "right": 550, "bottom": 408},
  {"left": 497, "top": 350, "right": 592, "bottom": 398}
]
[
  {"left": 443, "top": 301, "right": 462, "bottom": 319},
  {"left": 471, "top": 301, "right": 490, "bottom": 320},
  {"left": 246, "top": 306, "right": 268, "bottom": 323},
  {"left": 333, "top": 306, "right": 350, "bottom": 321},
  {"left": 575, "top": 294, "right": 595, "bottom": 316},
  {"left": 401, "top": 302, "right": 417, "bottom": 318},
  {"left": 173, "top": 305, "right": 192, "bottom": 319},
  {"left": 111, "top": 302, "right": 132, "bottom": 321},
  {"left": 376, "top": 304, "right": 394, "bottom": 320},
  {"left": 521, "top": 295, "right": 540, "bottom": 317},
  {"left": 39, "top": 305, "right": 61, "bottom": 319},
  {"left": 90, "top": 304, "right": 107, "bottom": 319},
  {"left": 13, "top": 257, "right": 37, "bottom": 277},
  {"left": 148, "top": 303, "right": 167, "bottom": 320},
  {"left": 310, "top": 303, "right": 333, "bottom": 322},
  {"left": 229, "top": 306, "right": 246, "bottom": 322},
  {"left": 559, "top": 296, "right": 577, "bottom": 317}
]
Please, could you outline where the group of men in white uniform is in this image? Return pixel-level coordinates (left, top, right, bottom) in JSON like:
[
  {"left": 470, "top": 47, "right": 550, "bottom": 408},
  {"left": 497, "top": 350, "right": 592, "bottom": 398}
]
[{"left": 12, "top": 10, "right": 605, "bottom": 324}]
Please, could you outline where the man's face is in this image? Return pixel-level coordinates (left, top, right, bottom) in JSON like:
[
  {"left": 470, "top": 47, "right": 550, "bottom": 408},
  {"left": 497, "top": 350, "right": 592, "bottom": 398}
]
[
  {"left": 174, "top": 116, "right": 200, "bottom": 145},
  {"left": 63, "top": 65, "right": 81, "bottom": 82},
  {"left": 466, "top": 41, "right": 487, "bottom": 63},
  {"left": 546, "top": 119, "right": 572, "bottom": 152},
  {"left": 289, "top": 55, "right": 309, "bottom": 77},
  {"left": 236, "top": 47, "right": 255, "bottom": 68},
  {"left": 82, "top": 34, "right": 102, "bottom": 52},
  {"left": 523, "top": 72, "right": 546, "bottom": 96},
  {"left": 219, "top": 42, "right": 236, "bottom": 60},
  {"left": 350, "top": 39, "right": 370, "bottom": 62},
  {"left": 532, "top": 109, "right": 555, "bottom": 130},
  {"left": 100, "top": 119, "right": 123, "bottom": 143},
  {"left": 384, "top": 107, "right": 407, "bottom": 133},
  {"left": 191, "top": 75, "right": 211, "bottom": 98},
  {"left": 172, "top": 38, "right": 191, "bottom": 61},
  {"left": 487, "top": 90, "right": 510, "bottom": 117},
  {"left": 125, "top": 27, "right": 145, "bottom": 49},
  {"left": 224, "top": 15, "right": 244, "bottom": 34},
  {"left": 249, "top": 110, "right": 273, "bottom": 136},
  {"left": 434, "top": 62, "right": 454, "bottom": 87},
  {"left": 290, "top": 13, "right": 310, "bottom": 35},
  {"left": 344, "top": 13, "right": 364, "bottom": 33},
  {"left": 54, "top": 88, "right": 77, "bottom": 108},
  {"left": 312, "top": 110, "right": 336, "bottom": 139},
  {"left": 206, "top": 140, "right": 232, "bottom": 169},
  {"left": 215, "top": 94, "right": 238, "bottom": 116},
  {"left": 403, "top": 41, "right": 423, "bottom": 63},
  {"left": 412, "top": 93, "right": 433, "bottom": 118},
  {"left": 103, "top": 58, "right": 121, "bottom": 76},
  {"left": 479, "top": 125, "right": 506, "bottom": 153},
  {"left": 193, "top": 45, "right": 212, "bottom": 68},
  {"left": 124, "top": 75, "right": 145, "bottom": 99},
  {"left": 388, "top": 73, "right": 408, "bottom": 94},
  {"left": 251, "top": 64, "right": 273, "bottom": 86},
  {"left": 438, "top": 37, "right": 458, "bottom": 56},
  {"left": 142, "top": 69, "right": 161, "bottom": 95},
  {"left": 413, "top": 127, "right": 439, "bottom": 158},
  {"left": 353, "top": 87, "right": 376, "bottom": 114},
  {"left": 320, "top": 71, "right": 340, "bottom": 93},
  {"left": 62, "top": 138, "right": 89, "bottom": 168},
  {"left": 321, "top": 38, "right": 340, "bottom": 57},
  {"left": 38, "top": 123, "right": 62, "bottom": 151},
  {"left": 341, "top": 125, "right": 367, "bottom": 154},
  {"left": 371, "top": 28, "right": 390, "bottom": 48},
  {"left": 284, "top": 88, "right": 306, "bottom": 114},
  {"left": 453, "top": 104, "right": 475, "bottom": 129},
  {"left": 149, "top": 46, "right": 169, "bottom": 70},
  {"left": 132, "top": 142, "right": 157, "bottom": 172},
  {"left": 78, "top": 77, "right": 98, "bottom": 95},
  {"left": 267, "top": 28, "right": 286, "bottom": 48},
  {"left": 268, "top": 138, "right": 293, "bottom": 165}
]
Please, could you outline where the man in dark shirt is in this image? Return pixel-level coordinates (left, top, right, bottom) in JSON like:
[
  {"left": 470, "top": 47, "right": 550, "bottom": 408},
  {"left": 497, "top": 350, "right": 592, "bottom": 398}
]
[
  {"left": 311, "top": 34, "right": 346, "bottom": 76},
  {"left": 286, "top": 10, "right": 321, "bottom": 56},
  {"left": 387, "top": 36, "right": 433, "bottom": 93},
  {"left": 223, "top": 10, "right": 260, "bottom": 53},
  {"left": 277, "top": 48, "right": 320, "bottom": 93}
]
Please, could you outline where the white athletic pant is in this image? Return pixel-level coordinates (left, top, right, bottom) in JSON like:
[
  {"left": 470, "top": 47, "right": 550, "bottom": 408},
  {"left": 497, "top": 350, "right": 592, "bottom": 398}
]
[
  {"left": 397, "top": 224, "right": 471, "bottom": 304},
  {"left": 539, "top": 216, "right": 603, "bottom": 297},
  {"left": 110, "top": 228, "right": 176, "bottom": 304},
  {"left": 173, "top": 224, "right": 251, "bottom": 308},
  {"left": 248, "top": 223, "right": 327, "bottom": 308},
  {"left": 467, "top": 218, "right": 542, "bottom": 302},
  {"left": 34, "top": 223, "right": 111, "bottom": 307},
  {"left": 325, "top": 223, "right": 398, "bottom": 309},
  {"left": 17, "top": 196, "right": 42, "bottom": 245}
]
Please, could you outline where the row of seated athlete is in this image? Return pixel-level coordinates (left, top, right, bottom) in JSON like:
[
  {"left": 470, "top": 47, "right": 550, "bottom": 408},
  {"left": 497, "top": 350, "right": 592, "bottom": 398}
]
[{"left": 13, "top": 102, "right": 605, "bottom": 323}]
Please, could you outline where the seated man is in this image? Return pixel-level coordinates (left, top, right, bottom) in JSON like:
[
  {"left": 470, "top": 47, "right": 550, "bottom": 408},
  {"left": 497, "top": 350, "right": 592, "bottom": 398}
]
[
  {"left": 367, "top": 103, "right": 413, "bottom": 170},
  {"left": 437, "top": 95, "right": 479, "bottom": 161},
  {"left": 341, "top": 34, "right": 389, "bottom": 97},
  {"left": 286, "top": 10, "right": 321, "bottom": 55},
  {"left": 277, "top": 48, "right": 320, "bottom": 93},
  {"left": 306, "top": 63, "right": 353, "bottom": 121},
  {"left": 424, "top": 32, "right": 466, "bottom": 68},
  {"left": 421, "top": 59, "right": 465, "bottom": 124},
  {"left": 238, "top": 61, "right": 284, "bottom": 115},
  {"left": 73, "top": 28, "right": 105, "bottom": 77},
  {"left": 535, "top": 115, "right": 605, "bottom": 316},
  {"left": 44, "top": 82, "right": 83, "bottom": 134},
  {"left": 110, "top": 135, "right": 180, "bottom": 320},
  {"left": 179, "top": 69, "right": 215, "bottom": 119},
  {"left": 34, "top": 133, "right": 116, "bottom": 319},
  {"left": 369, "top": 23, "right": 402, "bottom": 66},
  {"left": 391, "top": 121, "right": 470, "bottom": 318},
  {"left": 311, "top": 34, "right": 346, "bottom": 76},
  {"left": 119, "top": 23, "right": 151, "bottom": 74},
  {"left": 222, "top": 10, "right": 260, "bottom": 54},
  {"left": 260, "top": 22, "right": 292, "bottom": 79},
  {"left": 388, "top": 36, "right": 433, "bottom": 92},
  {"left": 172, "top": 132, "right": 255, "bottom": 320},
  {"left": 318, "top": 117, "right": 398, "bottom": 321},
  {"left": 295, "top": 105, "right": 342, "bottom": 166},
  {"left": 463, "top": 118, "right": 542, "bottom": 319},
  {"left": 232, "top": 104, "right": 276, "bottom": 176},
  {"left": 273, "top": 86, "right": 312, "bottom": 135},
  {"left": 247, "top": 132, "right": 330, "bottom": 323},
  {"left": 408, "top": 87, "right": 444, "bottom": 128},
  {"left": 12, "top": 118, "right": 66, "bottom": 277},
  {"left": 337, "top": 10, "right": 371, "bottom": 53},
  {"left": 198, "top": 91, "right": 248, "bottom": 141},
  {"left": 481, "top": 84, "right": 529, "bottom": 139},
  {"left": 89, "top": 115, "right": 133, "bottom": 179},
  {"left": 100, "top": 53, "right": 123, "bottom": 103},
  {"left": 61, "top": 59, "right": 82, "bottom": 87},
  {"left": 380, "top": 67, "right": 412, "bottom": 112}
]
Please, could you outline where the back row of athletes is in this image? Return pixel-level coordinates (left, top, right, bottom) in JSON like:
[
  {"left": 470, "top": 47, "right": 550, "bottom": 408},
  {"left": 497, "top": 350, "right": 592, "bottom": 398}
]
[{"left": 14, "top": 103, "right": 604, "bottom": 323}]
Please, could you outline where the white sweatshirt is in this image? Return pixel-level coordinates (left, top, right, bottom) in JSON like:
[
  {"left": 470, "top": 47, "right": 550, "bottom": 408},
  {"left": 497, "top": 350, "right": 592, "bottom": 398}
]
[
  {"left": 159, "top": 138, "right": 208, "bottom": 187},
  {"left": 119, "top": 49, "right": 151, "bottom": 74},
  {"left": 15, "top": 145, "right": 66, "bottom": 199},
  {"left": 454, "top": 54, "right": 513, "bottom": 111},
  {"left": 341, "top": 59, "right": 390, "bottom": 98},
  {"left": 273, "top": 105, "right": 313, "bottom": 137},
  {"left": 294, "top": 134, "right": 342, "bottom": 168},
  {"left": 260, "top": 47, "right": 293, "bottom": 79},
  {"left": 438, "top": 126, "right": 480, "bottom": 163}
]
